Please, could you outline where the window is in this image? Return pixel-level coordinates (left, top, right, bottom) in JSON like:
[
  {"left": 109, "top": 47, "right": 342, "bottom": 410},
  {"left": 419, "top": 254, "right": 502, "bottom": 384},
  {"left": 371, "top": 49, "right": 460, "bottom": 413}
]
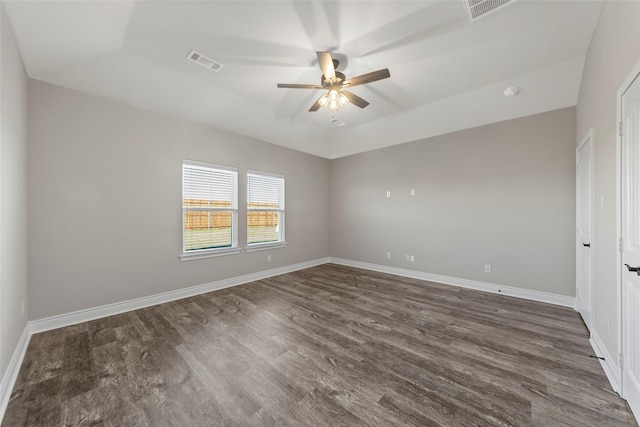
[
  {"left": 247, "top": 171, "right": 285, "bottom": 250},
  {"left": 181, "top": 160, "right": 238, "bottom": 260}
]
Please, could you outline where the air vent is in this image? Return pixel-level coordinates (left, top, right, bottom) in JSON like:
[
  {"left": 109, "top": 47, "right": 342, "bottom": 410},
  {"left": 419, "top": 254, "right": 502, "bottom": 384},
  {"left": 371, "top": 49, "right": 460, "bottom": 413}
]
[
  {"left": 187, "top": 50, "right": 224, "bottom": 72},
  {"left": 463, "top": 0, "right": 516, "bottom": 22}
]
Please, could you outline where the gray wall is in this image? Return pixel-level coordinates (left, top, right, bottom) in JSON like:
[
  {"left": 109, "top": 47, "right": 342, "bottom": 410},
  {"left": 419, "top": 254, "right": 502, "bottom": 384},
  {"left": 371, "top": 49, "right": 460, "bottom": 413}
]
[
  {"left": 576, "top": 1, "right": 640, "bottom": 359},
  {"left": 330, "top": 107, "right": 576, "bottom": 296},
  {"left": 28, "top": 80, "right": 330, "bottom": 319},
  {"left": 0, "top": 5, "right": 29, "bottom": 382}
]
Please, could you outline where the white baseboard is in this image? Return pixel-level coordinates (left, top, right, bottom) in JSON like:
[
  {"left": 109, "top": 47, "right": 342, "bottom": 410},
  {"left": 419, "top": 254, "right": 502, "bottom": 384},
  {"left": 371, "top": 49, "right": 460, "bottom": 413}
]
[
  {"left": 590, "top": 330, "right": 621, "bottom": 394},
  {"left": 29, "top": 257, "right": 329, "bottom": 334},
  {"left": 329, "top": 258, "right": 577, "bottom": 308},
  {"left": 0, "top": 325, "right": 31, "bottom": 422}
]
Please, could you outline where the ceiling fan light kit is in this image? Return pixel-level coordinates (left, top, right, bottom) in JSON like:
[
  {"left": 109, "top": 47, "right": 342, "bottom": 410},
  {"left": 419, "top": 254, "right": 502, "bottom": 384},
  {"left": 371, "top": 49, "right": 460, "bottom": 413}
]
[
  {"left": 319, "top": 89, "right": 349, "bottom": 112},
  {"left": 277, "top": 51, "right": 390, "bottom": 113}
]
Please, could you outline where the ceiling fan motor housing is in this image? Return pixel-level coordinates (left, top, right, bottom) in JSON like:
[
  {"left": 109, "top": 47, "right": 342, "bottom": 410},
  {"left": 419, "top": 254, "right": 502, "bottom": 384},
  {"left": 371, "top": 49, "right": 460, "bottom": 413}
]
[{"left": 322, "top": 71, "right": 346, "bottom": 88}]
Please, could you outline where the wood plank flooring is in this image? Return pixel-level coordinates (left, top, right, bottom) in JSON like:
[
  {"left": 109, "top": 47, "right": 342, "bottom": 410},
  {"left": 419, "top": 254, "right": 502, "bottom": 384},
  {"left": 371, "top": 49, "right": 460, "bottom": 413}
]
[{"left": 2, "top": 264, "right": 637, "bottom": 426}]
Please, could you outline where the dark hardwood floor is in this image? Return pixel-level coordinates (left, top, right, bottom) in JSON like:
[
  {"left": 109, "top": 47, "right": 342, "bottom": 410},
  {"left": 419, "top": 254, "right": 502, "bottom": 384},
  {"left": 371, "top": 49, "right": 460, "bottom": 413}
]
[{"left": 2, "top": 264, "right": 637, "bottom": 426}]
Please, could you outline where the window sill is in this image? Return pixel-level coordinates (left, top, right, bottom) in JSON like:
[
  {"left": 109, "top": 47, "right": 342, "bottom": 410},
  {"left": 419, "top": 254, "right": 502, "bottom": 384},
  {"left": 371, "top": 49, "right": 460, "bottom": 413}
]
[
  {"left": 180, "top": 248, "right": 240, "bottom": 261},
  {"left": 245, "top": 242, "right": 287, "bottom": 253}
]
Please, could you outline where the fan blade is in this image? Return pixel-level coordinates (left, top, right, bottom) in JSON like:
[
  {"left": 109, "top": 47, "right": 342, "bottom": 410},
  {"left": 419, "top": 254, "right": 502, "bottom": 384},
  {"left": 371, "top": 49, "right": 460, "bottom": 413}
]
[
  {"left": 343, "top": 68, "right": 390, "bottom": 87},
  {"left": 317, "top": 51, "right": 336, "bottom": 83},
  {"left": 308, "top": 96, "right": 324, "bottom": 112},
  {"left": 342, "top": 91, "right": 370, "bottom": 109},
  {"left": 277, "top": 83, "right": 324, "bottom": 89}
]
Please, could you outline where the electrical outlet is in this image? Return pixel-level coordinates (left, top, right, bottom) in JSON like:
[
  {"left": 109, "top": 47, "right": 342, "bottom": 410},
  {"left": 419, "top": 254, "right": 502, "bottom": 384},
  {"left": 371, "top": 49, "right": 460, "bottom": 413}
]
[
  {"left": 386, "top": 252, "right": 391, "bottom": 259},
  {"left": 386, "top": 191, "right": 391, "bottom": 198},
  {"left": 410, "top": 255, "right": 415, "bottom": 262},
  {"left": 410, "top": 189, "right": 415, "bottom": 196},
  {"left": 267, "top": 254, "right": 271, "bottom": 262},
  {"left": 484, "top": 264, "right": 492, "bottom": 273},
  {"left": 405, "top": 255, "right": 410, "bottom": 262}
]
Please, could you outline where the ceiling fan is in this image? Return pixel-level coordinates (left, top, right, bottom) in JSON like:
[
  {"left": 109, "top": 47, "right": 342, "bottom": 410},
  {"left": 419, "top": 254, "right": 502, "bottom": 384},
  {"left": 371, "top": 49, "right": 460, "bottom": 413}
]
[{"left": 277, "top": 51, "right": 391, "bottom": 112}]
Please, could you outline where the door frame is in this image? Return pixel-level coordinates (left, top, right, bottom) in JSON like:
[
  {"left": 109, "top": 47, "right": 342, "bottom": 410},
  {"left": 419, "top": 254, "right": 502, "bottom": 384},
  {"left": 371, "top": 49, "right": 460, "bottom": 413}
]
[
  {"left": 576, "top": 128, "right": 594, "bottom": 331},
  {"left": 617, "top": 56, "right": 640, "bottom": 403}
]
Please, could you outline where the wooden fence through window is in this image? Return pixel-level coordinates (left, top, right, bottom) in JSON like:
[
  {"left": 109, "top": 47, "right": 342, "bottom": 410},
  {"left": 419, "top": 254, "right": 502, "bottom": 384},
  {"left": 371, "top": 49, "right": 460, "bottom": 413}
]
[{"left": 184, "top": 199, "right": 279, "bottom": 230}]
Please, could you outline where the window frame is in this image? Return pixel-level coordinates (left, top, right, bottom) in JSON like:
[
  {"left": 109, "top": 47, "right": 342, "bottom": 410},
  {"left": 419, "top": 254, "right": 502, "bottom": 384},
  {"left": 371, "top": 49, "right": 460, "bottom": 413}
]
[
  {"left": 180, "top": 160, "right": 239, "bottom": 261},
  {"left": 246, "top": 170, "right": 286, "bottom": 252}
]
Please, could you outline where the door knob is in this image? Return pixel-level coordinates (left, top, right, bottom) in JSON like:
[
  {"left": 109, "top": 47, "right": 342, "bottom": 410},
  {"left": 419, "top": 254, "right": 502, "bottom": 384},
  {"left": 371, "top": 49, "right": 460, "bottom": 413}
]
[{"left": 582, "top": 243, "right": 591, "bottom": 247}]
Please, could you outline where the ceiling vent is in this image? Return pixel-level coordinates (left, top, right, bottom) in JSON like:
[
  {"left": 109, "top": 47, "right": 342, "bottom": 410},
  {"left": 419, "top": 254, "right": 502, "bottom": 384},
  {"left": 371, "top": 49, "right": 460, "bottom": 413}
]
[
  {"left": 463, "top": 0, "right": 517, "bottom": 22},
  {"left": 187, "top": 50, "right": 224, "bottom": 72}
]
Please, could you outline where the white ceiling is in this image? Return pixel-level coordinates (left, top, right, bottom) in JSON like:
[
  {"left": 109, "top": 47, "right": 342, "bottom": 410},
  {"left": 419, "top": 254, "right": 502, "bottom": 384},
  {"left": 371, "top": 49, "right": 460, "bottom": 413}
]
[{"left": 3, "top": 0, "right": 604, "bottom": 159}]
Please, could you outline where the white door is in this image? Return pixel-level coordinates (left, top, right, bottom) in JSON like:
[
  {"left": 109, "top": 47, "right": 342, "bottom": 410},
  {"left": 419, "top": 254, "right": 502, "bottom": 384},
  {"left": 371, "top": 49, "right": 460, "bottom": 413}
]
[
  {"left": 576, "top": 131, "right": 593, "bottom": 330},
  {"left": 621, "top": 71, "right": 640, "bottom": 421}
]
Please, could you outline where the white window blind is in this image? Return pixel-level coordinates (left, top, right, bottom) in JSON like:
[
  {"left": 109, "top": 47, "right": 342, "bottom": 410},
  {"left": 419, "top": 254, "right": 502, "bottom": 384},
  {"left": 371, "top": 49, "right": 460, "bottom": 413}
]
[
  {"left": 183, "top": 161, "right": 238, "bottom": 255},
  {"left": 247, "top": 171, "right": 285, "bottom": 247}
]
